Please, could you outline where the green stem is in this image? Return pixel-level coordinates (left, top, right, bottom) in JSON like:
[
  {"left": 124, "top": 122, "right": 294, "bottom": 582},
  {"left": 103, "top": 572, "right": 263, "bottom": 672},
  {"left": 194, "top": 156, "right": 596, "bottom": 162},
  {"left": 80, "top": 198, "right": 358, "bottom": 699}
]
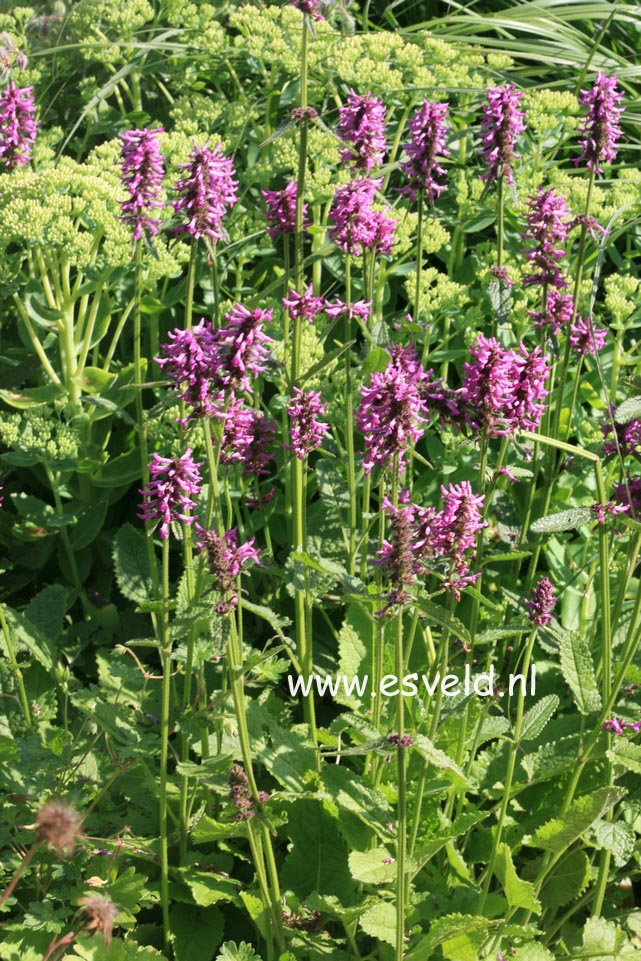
[
  {"left": 344, "top": 255, "right": 357, "bottom": 576},
  {"left": 159, "top": 538, "right": 172, "bottom": 953},
  {"left": 0, "top": 603, "right": 33, "bottom": 731},
  {"left": 185, "top": 240, "right": 197, "bottom": 332}
]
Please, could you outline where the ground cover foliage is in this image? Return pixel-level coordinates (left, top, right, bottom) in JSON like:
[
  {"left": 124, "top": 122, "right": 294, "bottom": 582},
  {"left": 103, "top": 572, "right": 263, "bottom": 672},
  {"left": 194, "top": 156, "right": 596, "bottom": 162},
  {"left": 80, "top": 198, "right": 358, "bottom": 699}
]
[{"left": 1, "top": 0, "right": 641, "bottom": 959}]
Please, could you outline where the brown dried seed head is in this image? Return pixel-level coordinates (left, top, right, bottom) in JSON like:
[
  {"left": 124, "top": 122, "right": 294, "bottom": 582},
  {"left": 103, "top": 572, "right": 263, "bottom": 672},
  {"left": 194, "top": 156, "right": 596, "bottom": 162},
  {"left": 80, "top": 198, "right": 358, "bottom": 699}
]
[
  {"left": 36, "top": 801, "right": 83, "bottom": 856},
  {"left": 78, "top": 894, "right": 118, "bottom": 944}
]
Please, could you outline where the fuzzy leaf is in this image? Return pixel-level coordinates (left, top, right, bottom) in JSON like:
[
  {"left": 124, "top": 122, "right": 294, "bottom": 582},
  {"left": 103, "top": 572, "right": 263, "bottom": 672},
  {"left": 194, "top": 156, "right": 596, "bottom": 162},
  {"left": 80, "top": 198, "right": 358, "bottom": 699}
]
[
  {"left": 494, "top": 843, "right": 541, "bottom": 914},
  {"left": 113, "top": 523, "right": 158, "bottom": 605},
  {"left": 526, "top": 787, "right": 624, "bottom": 853},
  {"left": 215, "top": 943, "right": 261, "bottom": 961},
  {"left": 359, "top": 902, "right": 396, "bottom": 947},
  {"left": 540, "top": 850, "right": 590, "bottom": 909},
  {"left": 413, "top": 597, "right": 470, "bottom": 645},
  {"left": 414, "top": 734, "right": 469, "bottom": 787},
  {"left": 614, "top": 397, "right": 641, "bottom": 424},
  {"left": 171, "top": 904, "right": 224, "bottom": 961},
  {"left": 24, "top": 584, "right": 67, "bottom": 642},
  {"left": 520, "top": 695, "right": 559, "bottom": 741},
  {"left": 559, "top": 630, "right": 601, "bottom": 714},
  {"left": 405, "top": 915, "right": 490, "bottom": 961},
  {"left": 281, "top": 799, "right": 355, "bottom": 903},
  {"left": 591, "top": 820, "right": 636, "bottom": 867},
  {"left": 608, "top": 739, "right": 641, "bottom": 774},
  {"left": 348, "top": 848, "right": 397, "bottom": 884},
  {"left": 531, "top": 508, "right": 593, "bottom": 533}
]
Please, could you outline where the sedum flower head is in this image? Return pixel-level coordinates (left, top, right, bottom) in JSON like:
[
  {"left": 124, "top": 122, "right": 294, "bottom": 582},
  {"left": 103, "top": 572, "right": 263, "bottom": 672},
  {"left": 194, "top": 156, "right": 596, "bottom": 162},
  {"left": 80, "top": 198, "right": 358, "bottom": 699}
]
[
  {"left": 400, "top": 99, "right": 449, "bottom": 202},
  {"left": 337, "top": 88, "right": 387, "bottom": 172},
  {"left": 574, "top": 72, "right": 624, "bottom": 174},
  {"left": 119, "top": 127, "right": 165, "bottom": 240},
  {"left": 525, "top": 576, "right": 557, "bottom": 626},
  {"left": 138, "top": 449, "right": 203, "bottom": 539},
  {"left": 0, "top": 82, "right": 38, "bottom": 169},
  {"left": 172, "top": 140, "right": 238, "bottom": 242},
  {"left": 480, "top": 84, "right": 526, "bottom": 184},
  {"left": 286, "top": 387, "right": 330, "bottom": 459}
]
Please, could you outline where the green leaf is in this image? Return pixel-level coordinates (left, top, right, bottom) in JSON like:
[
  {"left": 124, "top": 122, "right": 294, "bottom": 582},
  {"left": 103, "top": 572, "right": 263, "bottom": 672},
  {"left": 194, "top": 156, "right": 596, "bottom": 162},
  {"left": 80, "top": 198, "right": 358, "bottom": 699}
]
[
  {"left": 113, "top": 523, "right": 158, "bottom": 605},
  {"left": 1, "top": 606, "right": 56, "bottom": 671},
  {"left": 80, "top": 366, "right": 116, "bottom": 393},
  {"left": 281, "top": 799, "right": 355, "bottom": 903},
  {"left": 581, "top": 917, "right": 623, "bottom": 959},
  {"left": 215, "top": 943, "right": 262, "bottom": 961},
  {"left": 171, "top": 904, "right": 224, "bottom": 961},
  {"left": 614, "top": 397, "right": 641, "bottom": 424},
  {"left": 63, "top": 936, "right": 169, "bottom": 960},
  {"left": 11, "top": 493, "right": 76, "bottom": 531},
  {"left": 609, "top": 739, "right": 641, "bottom": 774},
  {"left": 520, "top": 694, "right": 559, "bottom": 741},
  {"left": 442, "top": 927, "right": 488, "bottom": 961},
  {"left": 359, "top": 902, "right": 396, "bottom": 947},
  {"left": 513, "top": 946, "right": 556, "bottom": 961},
  {"left": 179, "top": 869, "right": 241, "bottom": 908},
  {"left": 526, "top": 787, "right": 625, "bottom": 854},
  {"left": 348, "top": 848, "right": 397, "bottom": 884},
  {"left": 540, "top": 850, "right": 590, "bottom": 909},
  {"left": 24, "top": 584, "right": 67, "bottom": 642},
  {"left": 192, "top": 815, "right": 248, "bottom": 844},
  {"left": 0, "top": 385, "right": 66, "bottom": 410},
  {"left": 559, "top": 630, "right": 601, "bottom": 714},
  {"left": 240, "top": 599, "right": 291, "bottom": 642},
  {"left": 591, "top": 820, "right": 636, "bottom": 868},
  {"left": 405, "top": 915, "right": 490, "bottom": 961},
  {"left": 337, "top": 605, "right": 370, "bottom": 706},
  {"left": 413, "top": 597, "right": 470, "bottom": 646},
  {"left": 69, "top": 501, "right": 108, "bottom": 551},
  {"left": 531, "top": 507, "right": 593, "bottom": 533},
  {"left": 494, "top": 843, "right": 541, "bottom": 915},
  {"left": 414, "top": 734, "right": 469, "bottom": 787},
  {"left": 93, "top": 448, "right": 142, "bottom": 488},
  {"left": 322, "top": 763, "right": 393, "bottom": 837}
]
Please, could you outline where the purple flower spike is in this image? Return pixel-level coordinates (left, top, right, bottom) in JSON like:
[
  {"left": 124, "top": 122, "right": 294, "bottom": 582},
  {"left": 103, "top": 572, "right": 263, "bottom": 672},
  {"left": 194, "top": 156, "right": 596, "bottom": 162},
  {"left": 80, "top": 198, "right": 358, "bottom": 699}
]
[
  {"left": 198, "top": 527, "right": 260, "bottom": 613},
  {"left": 574, "top": 72, "right": 624, "bottom": 174},
  {"left": 286, "top": 387, "right": 330, "bottom": 459},
  {"left": 480, "top": 85, "right": 526, "bottom": 184},
  {"left": 529, "top": 290, "right": 574, "bottom": 336},
  {"left": 522, "top": 187, "right": 572, "bottom": 290},
  {"left": 262, "top": 179, "right": 307, "bottom": 241},
  {"left": 282, "top": 285, "right": 325, "bottom": 324},
  {"left": 219, "top": 399, "right": 276, "bottom": 477},
  {"left": 292, "top": 0, "right": 324, "bottom": 20},
  {"left": 138, "top": 449, "right": 203, "bottom": 539},
  {"left": 329, "top": 177, "right": 397, "bottom": 257},
  {"left": 525, "top": 577, "right": 556, "bottom": 626},
  {"left": 508, "top": 343, "right": 550, "bottom": 432},
  {"left": 569, "top": 315, "right": 608, "bottom": 356},
  {"left": 172, "top": 140, "right": 238, "bottom": 243},
  {"left": 613, "top": 475, "right": 641, "bottom": 516},
  {"left": 212, "top": 304, "right": 274, "bottom": 392},
  {"left": 337, "top": 89, "right": 387, "bottom": 172},
  {"left": 156, "top": 319, "right": 218, "bottom": 421},
  {"left": 356, "top": 344, "right": 429, "bottom": 475},
  {"left": 0, "top": 82, "right": 38, "bottom": 169},
  {"left": 400, "top": 99, "right": 449, "bottom": 203},
  {"left": 603, "top": 405, "right": 641, "bottom": 458},
  {"left": 324, "top": 298, "right": 372, "bottom": 324},
  {"left": 120, "top": 127, "right": 165, "bottom": 240}
]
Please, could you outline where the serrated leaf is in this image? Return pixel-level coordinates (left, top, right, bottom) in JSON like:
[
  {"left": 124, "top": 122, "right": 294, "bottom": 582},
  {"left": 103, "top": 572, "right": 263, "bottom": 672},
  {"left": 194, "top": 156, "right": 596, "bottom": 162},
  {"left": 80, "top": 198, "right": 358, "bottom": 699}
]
[
  {"left": 513, "top": 946, "right": 556, "bottom": 961},
  {"left": 281, "top": 799, "right": 355, "bottom": 903},
  {"left": 540, "top": 850, "right": 590, "bottom": 909},
  {"left": 322, "top": 764, "right": 393, "bottom": 836},
  {"left": 0, "top": 605, "right": 56, "bottom": 671},
  {"left": 348, "top": 848, "right": 397, "bottom": 884},
  {"left": 559, "top": 630, "right": 601, "bottom": 714},
  {"left": 179, "top": 869, "right": 241, "bottom": 908},
  {"left": 404, "top": 915, "right": 490, "bottom": 961},
  {"left": 24, "top": 584, "right": 67, "bottom": 642},
  {"left": 520, "top": 695, "right": 559, "bottom": 741},
  {"left": 614, "top": 397, "right": 641, "bottom": 424},
  {"left": 494, "top": 843, "right": 541, "bottom": 914},
  {"left": 531, "top": 507, "right": 593, "bottom": 533},
  {"left": 591, "top": 820, "right": 636, "bottom": 868},
  {"left": 172, "top": 904, "right": 223, "bottom": 961},
  {"left": 414, "top": 734, "right": 469, "bottom": 787},
  {"left": 413, "top": 597, "right": 470, "bottom": 645},
  {"left": 582, "top": 917, "right": 622, "bottom": 959},
  {"left": 337, "top": 605, "right": 370, "bottom": 706},
  {"left": 526, "top": 787, "right": 625, "bottom": 854},
  {"left": 608, "top": 739, "right": 641, "bottom": 774},
  {"left": 215, "top": 943, "right": 262, "bottom": 961},
  {"left": 69, "top": 501, "right": 108, "bottom": 550},
  {"left": 359, "top": 902, "right": 396, "bottom": 947},
  {"left": 442, "top": 928, "right": 488, "bottom": 961},
  {"left": 113, "top": 523, "right": 158, "bottom": 605}
]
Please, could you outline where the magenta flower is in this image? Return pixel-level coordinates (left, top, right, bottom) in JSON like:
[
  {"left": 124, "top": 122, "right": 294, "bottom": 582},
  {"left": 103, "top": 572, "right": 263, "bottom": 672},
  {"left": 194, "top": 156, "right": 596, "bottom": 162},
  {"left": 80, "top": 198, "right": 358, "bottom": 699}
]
[
  {"left": 525, "top": 577, "right": 556, "bottom": 626},
  {"left": 120, "top": 128, "right": 165, "bottom": 240},
  {"left": 569, "top": 315, "right": 608, "bottom": 356},
  {"left": 286, "top": 388, "right": 329, "bottom": 459},
  {"left": 198, "top": 527, "right": 260, "bottom": 613},
  {"left": 375, "top": 497, "right": 418, "bottom": 613},
  {"left": 602, "top": 406, "right": 641, "bottom": 458},
  {"left": 0, "top": 82, "right": 38, "bottom": 169},
  {"left": 356, "top": 344, "right": 429, "bottom": 474},
  {"left": 613, "top": 475, "right": 641, "bottom": 516},
  {"left": 529, "top": 290, "right": 574, "bottom": 336},
  {"left": 138, "top": 449, "right": 203, "bottom": 539},
  {"left": 329, "top": 177, "right": 396, "bottom": 257},
  {"left": 282, "top": 285, "right": 325, "bottom": 324},
  {"left": 219, "top": 401, "right": 276, "bottom": 477},
  {"left": 292, "top": 0, "right": 324, "bottom": 20},
  {"left": 337, "top": 89, "right": 387, "bottom": 172},
  {"left": 172, "top": 140, "right": 238, "bottom": 242},
  {"left": 156, "top": 319, "right": 219, "bottom": 421},
  {"left": 262, "top": 179, "right": 307, "bottom": 241},
  {"left": 508, "top": 343, "right": 550, "bottom": 431},
  {"left": 400, "top": 99, "right": 449, "bottom": 202},
  {"left": 574, "top": 72, "right": 624, "bottom": 174},
  {"left": 324, "top": 298, "right": 372, "bottom": 324},
  {"left": 604, "top": 717, "right": 641, "bottom": 735},
  {"left": 211, "top": 303, "right": 274, "bottom": 392},
  {"left": 437, "top": 482, "right": 486, "bottom": 600},
  {"left": 480, "top": 85, "right": 526, "bottom": 184},
  {"left": 522, "top": 187, "right": 572, "bottom": 289}
]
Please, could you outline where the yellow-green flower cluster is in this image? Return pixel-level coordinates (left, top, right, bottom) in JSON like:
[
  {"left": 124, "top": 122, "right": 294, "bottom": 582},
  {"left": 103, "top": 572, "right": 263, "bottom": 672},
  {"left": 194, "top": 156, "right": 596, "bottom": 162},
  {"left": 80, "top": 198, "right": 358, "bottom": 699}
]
[
  {"left": 67, "top": 0, "right": 154, "bottom": 65},
  {"left": 523, "top": 89, "right": 579, "bottom": 136},
  {"left": 604, "top": 274, "right": 640, "bottom": 327},
  {"left": 406, "top": 267, "right": 469, "bottom": 315},
  {"left": 0, "top": 412, "right": 78, "bottom": 463}
]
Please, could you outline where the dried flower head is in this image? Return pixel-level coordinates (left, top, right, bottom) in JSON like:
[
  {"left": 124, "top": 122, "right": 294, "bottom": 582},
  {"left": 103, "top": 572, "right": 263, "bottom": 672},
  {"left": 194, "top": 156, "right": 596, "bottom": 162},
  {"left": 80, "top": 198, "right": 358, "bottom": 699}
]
[
  {"left": 78, "top": 895, "right": 118, "bottom": 944},
  {"left": 36, "top": 801, "right": 83, "bottom": 856}
]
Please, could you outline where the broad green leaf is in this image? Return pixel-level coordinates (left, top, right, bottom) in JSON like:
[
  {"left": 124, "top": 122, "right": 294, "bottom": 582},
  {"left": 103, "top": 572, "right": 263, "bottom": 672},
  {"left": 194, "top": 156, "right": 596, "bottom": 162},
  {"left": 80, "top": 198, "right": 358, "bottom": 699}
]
[
  {"left": 540, "top": 850, "right": 590, "bottom": 909},
  {"left": 337, "top": 605, "right": 371, "bottom": 706},
  {"left": 405, "top": 915, "right": 490, "bottom": 961},
  {"left": 614, "top": 397, "right": 641, "bottom": 424},
  {"left": 11, "top": 492, "right": 76, "bottom": 531},
  {"left": 531, "top": 508, "right": 593, "bottom": 533},
  {"left": 81, "top": 366, "right": 116, "bottom": 393},
  {"left": 591, "top": 820, "right": 636, "bottom": 868},
  {"left": 216, "top": 942, "right": 262, "bottom": 961},
  {"left": 0, "top": 385, "right": 65, "bottom": 410},
  {"left": 414, "top": 734, "right": 469, "bottom": 787},
  {"left": 93, "top": 448, "right": 142, "bottom": 488},
  {"left": 1, "top": 606, "right": 56, "bottom": 671},
  {"left": 494, "top": 843, "right": 541, "bottom": 915},
  {"left": 24, "top": 584, "right": 67, "bottom": 642},
  {"left": 513, "top": 945, "right": 555, "bottom": 961},
  {"left": 413, "top": 597, "right": 471, "bottom": 645},
  {"left": 359, "top": 902, "right": 396, "bottom": 947},
  {"left": 348, "top": 848, "right": 397, "bottom": 884},
  {"left": 69, "top": 501, "right": 108, "bottom": 550},
  {"left": 179, "top": 869, "right": 241, "bottom": 908},
  {"left": 62, "top": 937, "right": 168, "bottom": 960},
  {"left": 281, "top": 799, "right": 355, "bottom": 903},
  {"left": 559, "top": 630, "right": 601, "bottom": 714},
  {"left": 609, "top": 739, "right": 641, "bottom": 774},
  {"left": 520, "top": 695, "right": 559, "bottom": 741},
  {"left": 192, "top": 815, "right": 248, "bottom": 844},
  {"left": 442, "top": 928, "right": 488, "bottom": 961},
  {"left": 113, "top": 523, "right": 158, "bottom": 605},
  {"left": 582, "top": 917, "right": 622, "bottom": 959},
  {"left": 526, "top": 787, "right": 624, "bottom": 854},
  {"left": 171, "top": 904, "right": 224, "bottom": 961},
  {"left": 322, "top": 764, "right": 393, "bottom": 836}
]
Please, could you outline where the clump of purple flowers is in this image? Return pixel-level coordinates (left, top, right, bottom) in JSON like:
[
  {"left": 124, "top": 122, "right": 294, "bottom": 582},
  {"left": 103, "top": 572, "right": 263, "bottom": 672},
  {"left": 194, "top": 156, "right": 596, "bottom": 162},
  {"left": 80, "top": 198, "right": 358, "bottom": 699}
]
[
  {"left": 604, "top": 717, "right": 641, "bottom": 735},
  {"left": 199, "top": 527, "right": 260, "bottom": 613},
  {"left": 156, "top": 319, "right": 219, "bottom": 422},
  {"left": 172, "top": 140, "right": 238, "bottom": 243},
  {"left": 529, "top": 290, "right": 574, "bottom": 336},
  {"left": 120, "top": 127, "right": 165, "bottom": 240},
  {"left": 228, "top": 764, "right": 269, "bottom": 820},
  {"left": 480, "top": 85, "right": 526, "bottom": 184},
  {"left": 574, "top": 72, "right": 624, "bottom": 174},
  {"left": 356, "top": 344, "right": 429, "bottom": 474},
  {"left": 434, "top": 482, "right": 487, "bottom": 599},
  {"left": 337, "top": 89, "right": 387, "bottom": 172},
  {"left": 525, "top": 577, "right": 556, "bottom": 626},
  {"left": 262, "top": 179, "right": 307, "bottom": 241},
  {"left": 286, "top": 388, "right": 329, "bottom": 459},
  {"left": 602, "top": 406, "right": 641, "bottom": 458},
  {"left": 324, "top": 298, "right": 372, "bottom": 324},
  {"left": 329, "top": 177, "right": 396, "bottom": 257},
  {"left": 138, "top": 449, "right": 203, "bottom": 539},
  {"left": 218, "top": 401, "right": 276, "bottom": 477},
  {"left": 282, "top": 285, "right": 325, "bottom": 324},
  {"left": 0, "top": 82, "right": 38, "bottom": 169},
  {"left": 569, "top": 315, "right": 608, "bottom": 356},
  {"left": 400, "top": 99, "right": 449, "bottom": 203},
  {"left": 522, "top": 187, "right": 572, "bottom": 289},
  {"left": 460, "top": 335, "right": 550, "bottom": 435},
  {"left": 613, "top": 475, "right": 641, "bottom": 516},
  {"left": 211, "top": 304, "right": 274, "bottom": 393},
  {"left": 292, "top": 0, "right": 324, "bottom": 20}
]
